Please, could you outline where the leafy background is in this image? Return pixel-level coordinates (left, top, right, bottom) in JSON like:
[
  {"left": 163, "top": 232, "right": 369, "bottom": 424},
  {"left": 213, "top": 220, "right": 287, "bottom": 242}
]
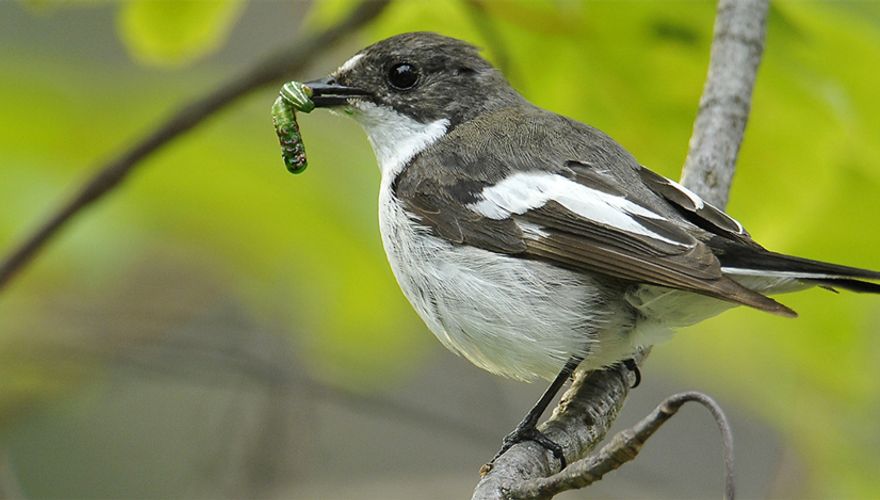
[{"left": 0, "top": 0, "right": 878, "bottom": 498}]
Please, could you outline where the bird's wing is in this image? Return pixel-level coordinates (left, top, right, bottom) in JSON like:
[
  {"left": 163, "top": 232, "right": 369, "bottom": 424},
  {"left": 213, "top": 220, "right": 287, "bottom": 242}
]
[
  {"left": 396, "top": 159, "right": 796, "bottom": 317},
  {"left": 632, "top": 164, "right": 760, "bottom": 248}
]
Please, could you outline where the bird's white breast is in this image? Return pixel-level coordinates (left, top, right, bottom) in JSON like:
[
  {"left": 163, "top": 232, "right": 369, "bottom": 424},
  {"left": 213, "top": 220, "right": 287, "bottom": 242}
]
[
  {"left": 378, "top": 180, "right": 638, "bottom": 381},
  {"left": 353, "top": 102, "right": 640, "bottom": 380}
]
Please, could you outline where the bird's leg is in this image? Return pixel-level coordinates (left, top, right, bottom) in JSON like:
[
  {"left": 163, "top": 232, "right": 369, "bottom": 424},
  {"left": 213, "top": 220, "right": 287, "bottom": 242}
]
[{"left": 491, "top": 355, "right": 583, "bottom": 468}]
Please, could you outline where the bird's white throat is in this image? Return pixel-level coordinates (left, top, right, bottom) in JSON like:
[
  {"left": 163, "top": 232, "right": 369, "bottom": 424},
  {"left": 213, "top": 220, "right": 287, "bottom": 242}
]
[{"left": 350, "top": 101, "right": 449, "bottom": 180}]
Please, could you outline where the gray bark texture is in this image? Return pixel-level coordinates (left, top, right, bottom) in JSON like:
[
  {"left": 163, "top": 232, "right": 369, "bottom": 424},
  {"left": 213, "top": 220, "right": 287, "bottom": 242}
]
[
  {"left": 681, "top": 0, "right": 769, "bottom": 208},
  {"left": 505, "top": 392, "right": 735, "bottom": 500},
  {"left": 472, "top": 0, "right": 769, "bottom": 498}
]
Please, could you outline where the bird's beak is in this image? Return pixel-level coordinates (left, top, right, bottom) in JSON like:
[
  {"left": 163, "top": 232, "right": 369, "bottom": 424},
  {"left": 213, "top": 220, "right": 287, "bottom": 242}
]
[{"left": 305, "top": 77, "right": 372, "bottom": 108}]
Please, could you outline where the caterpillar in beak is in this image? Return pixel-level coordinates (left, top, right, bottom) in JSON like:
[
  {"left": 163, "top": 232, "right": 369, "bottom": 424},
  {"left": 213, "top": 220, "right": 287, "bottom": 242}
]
[{"left": 271, "top": 81, "right": 314, "bottom": 174}]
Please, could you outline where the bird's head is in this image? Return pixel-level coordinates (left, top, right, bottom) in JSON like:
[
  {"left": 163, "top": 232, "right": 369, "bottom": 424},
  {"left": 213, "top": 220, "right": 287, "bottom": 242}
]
[{"left": 306, "top": 32, "right": 524, "bottom": 175}]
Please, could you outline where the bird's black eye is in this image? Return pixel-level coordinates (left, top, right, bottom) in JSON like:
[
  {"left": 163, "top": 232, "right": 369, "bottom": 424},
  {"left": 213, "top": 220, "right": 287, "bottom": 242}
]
[{"left": 387, "top": 63, "right": 419, "bottom": 90}]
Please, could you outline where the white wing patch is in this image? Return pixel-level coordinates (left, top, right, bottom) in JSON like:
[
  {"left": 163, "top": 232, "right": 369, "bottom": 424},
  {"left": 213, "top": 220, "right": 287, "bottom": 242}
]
[
  {"left": 469, "top": 171, "right": 689, "bottom": 246},
  {"left": 517, "top": 220, "right": 550, "bottom": 239}
]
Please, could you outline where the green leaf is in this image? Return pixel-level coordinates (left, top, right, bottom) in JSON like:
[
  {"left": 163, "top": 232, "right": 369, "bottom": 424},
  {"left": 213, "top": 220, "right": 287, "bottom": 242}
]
[{"left": 117, "top": 0, "right": 245, "bottom": 67}]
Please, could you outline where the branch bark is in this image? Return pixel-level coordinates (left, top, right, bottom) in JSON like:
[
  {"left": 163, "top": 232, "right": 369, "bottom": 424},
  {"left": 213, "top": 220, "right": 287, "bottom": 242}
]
[
  {"left": 0, "top": 0, "right": 391, "bottom": 292},
  {"left": 473, "top": 0, "right": 768, "bottom": 498},
  {"left": 681, "top": 0, "right": 768, "bottom": 207},
  {"left": 506, "top": 392, "right": 735, "bottom": 500}
]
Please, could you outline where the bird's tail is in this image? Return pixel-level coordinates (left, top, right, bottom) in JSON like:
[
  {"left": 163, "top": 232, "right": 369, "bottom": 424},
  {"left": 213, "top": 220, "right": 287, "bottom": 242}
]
[{"left": 719, "top": 249, "right": 880, "bottom": 294}]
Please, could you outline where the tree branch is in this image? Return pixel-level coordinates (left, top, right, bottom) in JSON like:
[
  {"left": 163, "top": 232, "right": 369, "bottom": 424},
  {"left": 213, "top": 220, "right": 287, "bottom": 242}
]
[
  {"left": 681, "top": 0, "right": 769, "bottom": 207},
  {"left": 506, "top": 392, "right": 735, "bottom": 500},
  {"left": 473, "top": 0, "right": 768, "bottom": 498},
  {"left": 472, "top": 357, "right": 639, "bottom": 500},
  {"left": 0, "top": 0, "right": 391, "bottom": 292}
]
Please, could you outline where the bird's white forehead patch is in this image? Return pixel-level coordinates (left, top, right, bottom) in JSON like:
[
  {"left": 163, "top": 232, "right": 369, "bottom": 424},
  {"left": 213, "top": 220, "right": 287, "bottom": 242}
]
[{"left": 336, "top": 53, "right": 364, "bottom": 75}]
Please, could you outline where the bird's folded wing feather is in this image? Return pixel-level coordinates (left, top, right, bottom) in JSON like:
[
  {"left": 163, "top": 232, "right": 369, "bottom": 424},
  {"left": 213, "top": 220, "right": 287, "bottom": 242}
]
[
  {"left": 632, "top": 164, "right": 761, "bottom": 249},
  {"left": 397, "top": 160, "right": 795, "bottom": 317}
]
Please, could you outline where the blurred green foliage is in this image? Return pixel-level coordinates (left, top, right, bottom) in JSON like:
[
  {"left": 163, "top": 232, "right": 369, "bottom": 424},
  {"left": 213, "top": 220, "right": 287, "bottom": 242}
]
[
  {"left": 0, "top": 0, "right": 878, "bottom": 498},
  {"left": 118, "top": 0, "right": 246, "bottom": 66}
]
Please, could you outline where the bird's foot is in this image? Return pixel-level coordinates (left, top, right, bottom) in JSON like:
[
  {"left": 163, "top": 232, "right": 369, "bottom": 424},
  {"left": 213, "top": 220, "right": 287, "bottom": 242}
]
[
  {"left": 481, "top": 356, "right": 582, "bottom": 476},
  {"left": 622, "top": 358, "right": 641, "bottom": 388},
  {"left": 489, "top": 422, "right": 566, "bottom": 469}
]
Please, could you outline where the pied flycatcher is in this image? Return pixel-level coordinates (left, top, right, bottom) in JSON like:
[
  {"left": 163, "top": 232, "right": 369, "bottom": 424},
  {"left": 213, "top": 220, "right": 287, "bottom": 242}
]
[{"left": 296, "top": 32, "right": 880, "bottom": 464}]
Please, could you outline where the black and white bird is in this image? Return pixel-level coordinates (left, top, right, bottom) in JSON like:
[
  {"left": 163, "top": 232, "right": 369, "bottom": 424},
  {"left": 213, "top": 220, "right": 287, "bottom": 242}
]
[{"left": 300, "top": 32, "right": 880, "bottom": 463}]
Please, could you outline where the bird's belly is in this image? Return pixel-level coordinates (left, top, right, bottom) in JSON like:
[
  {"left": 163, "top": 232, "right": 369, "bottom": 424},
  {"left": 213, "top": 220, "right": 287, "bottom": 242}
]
[{"left": 378, "top": 193, "right": 631, "bottom": 381}]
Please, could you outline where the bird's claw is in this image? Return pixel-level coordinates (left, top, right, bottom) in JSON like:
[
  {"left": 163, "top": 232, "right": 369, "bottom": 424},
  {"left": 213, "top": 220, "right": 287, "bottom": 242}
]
[
  {"left": 622, "top": 358, "right": 641, "bottom": 388},
  {"left": 490, "top": 424, "right": 567, "bottom": 469}
]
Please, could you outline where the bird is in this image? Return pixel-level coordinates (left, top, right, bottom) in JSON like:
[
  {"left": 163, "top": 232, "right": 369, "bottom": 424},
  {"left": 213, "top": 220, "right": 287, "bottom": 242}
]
[{"left": 296, "top": 31, "right": 880, "bottom": 465}]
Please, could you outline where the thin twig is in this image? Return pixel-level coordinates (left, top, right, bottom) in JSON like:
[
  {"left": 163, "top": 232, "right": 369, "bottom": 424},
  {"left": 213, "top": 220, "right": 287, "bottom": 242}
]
[
  {"left": 506, "top": 392, "right": 735, "bottom": 500},
  {"left": 0, "top": 0, "right": 391, "bottom": 292},
  {"left": 473, "top": 0, "right": 768, "bottom": 498}
]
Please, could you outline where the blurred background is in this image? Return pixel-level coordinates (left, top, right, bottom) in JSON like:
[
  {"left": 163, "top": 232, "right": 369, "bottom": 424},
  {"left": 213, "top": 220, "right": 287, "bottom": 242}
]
[{"left": 1, "top": 1, "right": 878, "bottom": 498}]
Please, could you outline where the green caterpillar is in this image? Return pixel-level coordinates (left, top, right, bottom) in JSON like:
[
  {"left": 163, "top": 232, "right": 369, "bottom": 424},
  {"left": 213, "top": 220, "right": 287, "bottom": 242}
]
[{"left": 271, "top": 81, "right": 315, "bottom": 174}]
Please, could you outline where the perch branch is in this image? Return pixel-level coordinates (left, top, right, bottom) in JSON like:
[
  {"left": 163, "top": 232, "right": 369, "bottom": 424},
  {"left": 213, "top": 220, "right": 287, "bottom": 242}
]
[
  {"left": 473, "top": 0, "right": 768, "bottom": 498},
  {"left": 506, "top": 392, "right": 735, "bottom": 500},
  {"left": 0, "top": 0, "right": 390, "bottom": 292}
]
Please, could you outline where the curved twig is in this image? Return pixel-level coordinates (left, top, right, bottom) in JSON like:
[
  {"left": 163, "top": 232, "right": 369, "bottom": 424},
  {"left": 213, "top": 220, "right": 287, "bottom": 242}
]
[
  {"left": 0, "top": 0, "right": 391, "bottom": 292},
  {"left": 506, "top": 392, "right": 735, "bottom": 500},
  {"left": 473, "top": 0, "right": 768, "bottom": 498}
]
